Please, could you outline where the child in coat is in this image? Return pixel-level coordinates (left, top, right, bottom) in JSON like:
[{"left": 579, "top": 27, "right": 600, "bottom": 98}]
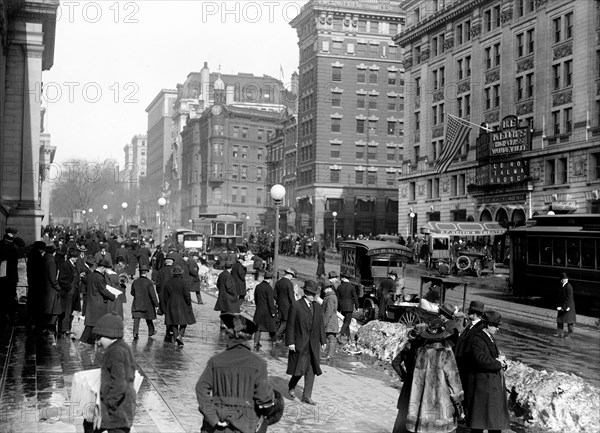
[{"left": 86, "top": 313, "right": 136, "bottom": 433}]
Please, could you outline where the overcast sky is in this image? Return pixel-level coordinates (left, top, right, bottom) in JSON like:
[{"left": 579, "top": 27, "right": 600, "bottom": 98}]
[{"left": 43, "top": 1, "right": 305, "bottom": 164}]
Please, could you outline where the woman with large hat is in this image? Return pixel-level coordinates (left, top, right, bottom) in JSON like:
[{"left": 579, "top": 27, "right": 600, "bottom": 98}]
[
  {"left": 464, "top": 311, "right": 511, "bottom": 433},
  {"left": 195, "top": 313, "right": 283, "bottom": 433},
  {"left": 404, "top": 318, "right": 464, "bottom": 433}
]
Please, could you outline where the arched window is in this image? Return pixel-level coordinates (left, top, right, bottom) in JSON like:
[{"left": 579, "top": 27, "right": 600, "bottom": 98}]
[{"left": 480, "top": 209, "right": 492, "bottom": 221}]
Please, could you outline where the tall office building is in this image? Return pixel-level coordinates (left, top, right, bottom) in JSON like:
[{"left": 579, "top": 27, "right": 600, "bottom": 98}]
[
  {"left": 393, "top": 0, "right": 599, "bottom": 241},
  {"left": 290, "top": 0, "right": 406, "bottom": 238},
  {"left": 146, "top": 89, "right": 177, "bottom": 192},
  {"left": 122, "top": 134, "right": 148, "bottom": 191}
]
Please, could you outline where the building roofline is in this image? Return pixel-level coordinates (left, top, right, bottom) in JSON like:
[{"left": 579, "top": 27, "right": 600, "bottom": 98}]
[{"left": 145, "top": 89, "right": 178, "bottom": 112}]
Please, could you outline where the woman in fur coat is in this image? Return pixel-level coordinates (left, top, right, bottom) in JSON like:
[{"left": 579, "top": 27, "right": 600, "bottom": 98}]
[{"left": 406, "top": 318, "right": 464, "bottom": 433}]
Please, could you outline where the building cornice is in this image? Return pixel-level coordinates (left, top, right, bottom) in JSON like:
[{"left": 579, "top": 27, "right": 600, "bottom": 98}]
[{"left": 393, "top": 0, "right": 491, "bottom": 46}]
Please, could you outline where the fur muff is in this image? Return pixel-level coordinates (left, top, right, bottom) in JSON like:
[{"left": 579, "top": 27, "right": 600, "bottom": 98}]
[{"left": 406, "top": 341, "right": 464, "bottom": 433}]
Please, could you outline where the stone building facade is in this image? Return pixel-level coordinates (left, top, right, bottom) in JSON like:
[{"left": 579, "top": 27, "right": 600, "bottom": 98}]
[
  {"left": 0, "top": 0, "right": 58, "bottom": 241},
  {"left": 393, "top": 0, "right": 600, "bottom": 239}
]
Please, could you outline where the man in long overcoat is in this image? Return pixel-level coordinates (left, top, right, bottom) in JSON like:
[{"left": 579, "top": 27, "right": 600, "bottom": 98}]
[
  {"left": 26, "top": 241, "right": 46, "bottom": 327},
  {"left": 42, "top": 244, "right": 62, "bottom": 335},
  {"left": 214, "top": 261, "right": 239, "bottom": 317},
  {"left": 81, "top": 260, "right": 117, "bottom": 344},
  {"left": 74, "top": 244, "right": 89, "bottom": 313},
  {"left": 336, "top": 275, "right": 359, "bottom": 344},
  {"left": 187, "top": 253, "right": 204, "bottom": 304},
  {"left": 454, "top": 300, "right": 485, "bottom": 414},
  {"left": 155, "top": 254, "right": 175, "bottom": 296},
  {"left": 464, "top": 311, "right": 511, "bottom": 433},
  {"left": 137, "top": 241, "right": 152, "bottom": 269},
  {"left": 231, "top": 255, "right": 247, "bottom": 308},
  {"left": 555, "top": 272, "right": 576, "bottom": 338},
  {"left": 131, "top": 266, "right": 159, "bottom": 340},
  {"left": 161, "top": 265, "right": 195, "bottom": 346},
  {"left": 274, "top": 268, "right": 296, "bottom": 342},
  {"left": 57, "top": 249, "right": 78, "bottom": 336},
  {"left": 285, "top": 280, "right": 326, "bottom": 405},
  {"left": 253, "top": 270, "right": 277, "bottom": 350}
]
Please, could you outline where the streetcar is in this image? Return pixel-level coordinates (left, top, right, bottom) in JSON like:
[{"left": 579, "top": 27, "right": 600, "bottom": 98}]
[{"left": 508, "top": 214, "right": 600, "bottom": 310}]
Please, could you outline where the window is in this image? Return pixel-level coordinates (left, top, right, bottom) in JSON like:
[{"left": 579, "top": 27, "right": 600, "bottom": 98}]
[
  {"left": 465, "top": 56, "right": 471, "bottom": 77},
  {"left": 415, "top": 112, "right": 420, "bottom": 130},
  {"left": 331, "top": 143, "right": 341, "bottom": 158},
  {"left": 322, "top": 40, "right": 330, "bottom": 52},
  {"left": 241, "top": 146, "right": 248, "bottom": 158},
  {"left": 331, "top": 93, "right": 342, "bottom": 107},
  {"left": 256, "top": 188, "right": 263, "bottom": 205},
  {"left": 526, "top": 73, "right": 534, "bottom": 98},
  {"left": 240, "top": 187, "right": 247, "bottom": 204},
  {"left": 527, "top": 29, "right": 535, "bottom": 54},
  {"left": 356, "top": 145, "right": 364, "bottom": 159},
  {"left": 415, "top": 77, "right": 421, "bottom": 97},
  {"left": 241, "top": 165, "right": 248, "bottom": 180},
  {"left": 387, "top": 172, "right": 396, "bottom": 186},
  {"left": 232, "top": 186, "right": 238, "bottom": 203},
  {"left": 493, "top": 85, "right": 500, "bottom": 108},
  {"left": 367, "top": 146, "right": 377, "bottom": 160},
  {"left": 257, "top": 129, "right": 264, "bottom": 140},
  {"left": 330, "top": 169, "right": 340, "bottom": 183},
  {"left": 233, "top": 126, "right": 240, "bottom": 138},
  {"left": 257, "top": 148, "right": 264, "bottom": 160},
  {"left": 357, "top": 94, "right": 365, "bottom": 109},
  {"left": 387, "top": 148, "right": 396, "bottom": 161},
  {"left": 388, "top": 96, "right": 397, "bottom": 111},
  {"left": 546, "top": 157, "right": 568, "bottom": 185},
  {"left": 369, "top": 70, "right": 378, "bottom": 84},
  {"left": 457, "top": 23, "right": 463, "bottom": 45},
  {"left": 256, "top": 167, "right": 262, "bottom": 181},
  {"left": 356, "top": 119, "right": 365, "bottom": 133},
  {"left": 388, "top": 71, "right": 397, "bottom": 85},
  {"left": 484, "top": 9, "right": 492, "bottom": 32},
  {"left": 332, "top": 40, "right": 342, "bottom": 54},
  {"left": 432, "top": 106, "right": 438, "bottom": 125},
  {"left": 552, "top": 110, "right": 560, "bottom": 135},
  {"left": 457, "top": 96, "right": 464, "bottom": 117},
  {"left": 347, "top": 42, "right": 355, "bottom": 54},
  {"left": 485, "top": 88, "right": 491, "bottom": 110},
  {"left": 593, "top": 152, "right": 600, "bottom": 180},
  {"left": 564, "top": 60, "right": 572, "bottom": 87},
  {"left": 331, "top": 118, "right": 341, "bottom": 132},
  {"left": 357, "top": 69, "right": 366, "bottom": 83},
  {"left": 517, "top": 33, "right": 524, "bottom": 57},
  {"left": 241, "top": 127, "right": 248, "bottom": 138},
  {"left": 465, "top": 95, "right": 471, "bottom": 116},
  {"left": 368, "top": 119, "right": 378, "bottom": 135},
  {"left": 553, "top": 64, "right": 561, "bottom": 90},
  {"left": 232, "top": 145, "right": 239, "bottom": 158},
  {"left": 565, "top": 12, "right": 573, "bottom": 39},
  {"left": 432, "top": 36, "right": 438, "bottom": 57},
  {"left": 485, "top": 47, "right": 492, "bottom": 69},
  {"left": 355, "top": 171, "right": 364, "bottom": 184},
  {"left": 367, "top": 171, "right": 377, "bottom": 185},
  {"left": 332, "top": 68, "right": 342, "bottom": 82},
  {"left": 565, "top": 108, "right": 572, "bottom": 133},
  {"left": 493, "top": 43, "right": 500, "bottom": 67},
  {"left": 232, "top": 164, "right": 239, "bottom": 181},
  {"left": 553, "top": 17, "right": 561, "bottom": 43},
  {"left": 387, "top": 121, "right": 396, "bottom": 135},
  {"left": 368, "top": 95, "right": 378, "bottom": 109},
  {"left": 494, "top": 5, "right": 501, "bottom": 28}
]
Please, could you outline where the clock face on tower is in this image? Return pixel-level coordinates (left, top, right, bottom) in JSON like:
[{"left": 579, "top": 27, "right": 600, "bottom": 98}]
[{"left": 211, "top": 105, "right": 222, "bottom": 116}]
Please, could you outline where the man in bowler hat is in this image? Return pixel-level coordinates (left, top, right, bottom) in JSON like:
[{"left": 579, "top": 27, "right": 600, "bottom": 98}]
[
  {"left": 286, "top": 280, "right": 326, "bottom": 405},
  {"left": 555, "top": 272, "right": 576, "bottom": 338}
]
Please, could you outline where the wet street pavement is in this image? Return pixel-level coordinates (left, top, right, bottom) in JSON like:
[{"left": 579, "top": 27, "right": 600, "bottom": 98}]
[{"left": 1, "top": 257, "right": 599, "bottom": 433}]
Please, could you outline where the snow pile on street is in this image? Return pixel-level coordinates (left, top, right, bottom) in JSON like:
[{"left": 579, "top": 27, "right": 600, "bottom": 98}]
[
  {"left": 504, "top": 359, "right": 600, "bottom": 433},
  {"left": 354, "top": 321, "right": 600, "bottom": 433},
  {"left": 355, "top": 320, "right": 411, "bottom": 361}
]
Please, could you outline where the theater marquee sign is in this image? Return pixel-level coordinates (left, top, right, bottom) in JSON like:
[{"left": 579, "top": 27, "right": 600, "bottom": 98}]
[{"left": 475, "top": 115, "right": 531, "bottom": 187}]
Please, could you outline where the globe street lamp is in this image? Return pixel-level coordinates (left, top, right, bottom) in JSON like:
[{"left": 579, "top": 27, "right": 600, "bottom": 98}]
[
  {"left": 270, "top": 184, "right": 286, "bottom": 283},
  {"left": 409, "top": 208, "right": 416, "bottom": 239},
  {"left": 121, "top": 202, "right": 128, "bottom": 235},
  {"left": 332, "top": 211, "right": 338, "bottom": 252},
  {"left": 102, "top": 204, "right": 108, "bottom": 229},
  {"left": 158, "top": 197, "right": 167, "bottom": 249},
  {"left": 189, "top": 218, "right": 193, "bottom": 230}
]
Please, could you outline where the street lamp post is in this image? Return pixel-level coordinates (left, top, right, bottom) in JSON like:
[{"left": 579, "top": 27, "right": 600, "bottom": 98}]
[
  {"left": 189, "top": 219, "right": 193, "bottom": 230},
  {"left": 270, "top": 184, "right": 286, "bottom": 284},
  {"left": 102, "top": 204, "right": 108, "bottom": 229},
  {"left": 121, "top": 202, "right": 128, "bottom": 235},
  {"left": 158, "top": 197, "right": 166, "bottom": 249},
  {"left": 82, "top": 210, "right": 87, "bottom": 229},
  {"left": 332, "top": 211, "right": 337, "bottom": 252},
  {"left": 409, "top": 208, "right": 415, "bottom": 239}
]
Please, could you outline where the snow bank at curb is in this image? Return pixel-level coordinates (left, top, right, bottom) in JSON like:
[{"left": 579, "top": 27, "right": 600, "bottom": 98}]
[{"left": 355, "top": 321, "right": 600, "bottom": 433}]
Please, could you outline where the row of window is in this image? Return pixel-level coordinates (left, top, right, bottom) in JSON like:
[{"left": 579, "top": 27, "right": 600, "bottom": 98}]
[
  {"left": 414, "top": 10, "right": 573, "bottom": 65},
  {"left": 407, "top": 174, "right": 467, "bottom": 201},
  {"left": 232, "top": 126, "right": 274, "bottom": 141},
  {"left": 321, "top": 40, "right": 399, "bottom": 60},
  {"left": 331, "top": 119, "right": 404, "bottom": 137},
  {"left": 231, "top": 145, "right": 264, "bottom": 160},
  {"left": 327, "top": 169, "right": 398, "bottom": 186},
  {"left": 527, "top": 236, "right": 598, "bottom": 270},
  {"left": 332, "top": 68, "right": 402, "bottom": 86},
  {"left": 330, "top": 144, "right": 401, "bottom": 162},
  {"left": 230, "top": 186, "right": 263, "bottom": 205},
  {"left": 334, "top": 94, "right": 404, "bottom": 112}
]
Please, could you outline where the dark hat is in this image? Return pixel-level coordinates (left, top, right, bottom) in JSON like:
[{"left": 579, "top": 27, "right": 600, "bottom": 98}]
[
  {"left": 263, "top": 270, "right": 274, "bottom": 279},
  {"left": 468, "top": 300, "right": 485, "bottom": 315},
  {"left": 257, "top": 389, "right": 285, "bottom": 426},
  {"left": 321, "top": 278, "right": 333, "bottom": 288},
  {"left": 483, "top": 310, "right": 502, "bottom": 327},
  {"left": 171, "top": 265, "right": 184, "bottom": 275},
  {"left": 426, "top": 285, "right": 441, "bottom": 302},
  {"left": 76, "top": 244, "right": 87, "bottom": 252},
  {"left": 155, "top": 245, "right": 162, "bottom": 249},
  {"left": 45, "top": 244, "right": 57, "bottom": 253},
  {"left": 417, "top": 317, "right": 451, "bottom": 340},
  {"left": 164, "top": 253, "right": 175, "bottom": 260},
  {"left": 223, "top": 261, "right": 233, "bottom": 269},
  {"left": 115, "top": 255, "right": 125, "bottom": 262},
  {"left": 67, "top": 249, "right": 79, "bottom": 258},
  {"left": 302, "top": 280, "right": 319, "bottom": 295},
  {"left": 560, "top": 272, "right": 568, "bottom": 280},
  {"left": 93, "top": 313, "right": 124, "bottom": 339},
  {"left": 85, "top": 255, "right": 97, "bottom": 266},
  {"left": 284, "top": 267, "right": 297, "bottom": 277},
  {"left": 97, "top": 258, "right": 111, "bottom": 268},
  {"left": 4, "top": 227, "right": 17, "bottom": 238},
  {"left": 220, "top": 312, "right": 258, "bottom": 334},
  {"left": 139, "top": 265, "right": 150, "bottom": 272},
  {"left": 439, "top": 303, "right": 456, "bottom": 319},
  {"left": 32, "top": 241, "right": 47, "bottom": 251},
  {"left": 328, "top": 270, "right": 339, "bottom": 278}
]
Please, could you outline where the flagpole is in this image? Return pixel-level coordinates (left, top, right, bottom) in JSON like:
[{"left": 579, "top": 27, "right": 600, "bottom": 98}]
[
  {"left": 586, "top": 110, "right": 590, "bottom": 141},
  {"left": 447, "top": 113, "right": 493, "bottom": 131}
]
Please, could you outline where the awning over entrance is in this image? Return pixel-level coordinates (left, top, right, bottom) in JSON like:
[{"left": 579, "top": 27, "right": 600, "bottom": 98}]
[{"left": 420, "top": 221, "right": 506, "bottom": 236}]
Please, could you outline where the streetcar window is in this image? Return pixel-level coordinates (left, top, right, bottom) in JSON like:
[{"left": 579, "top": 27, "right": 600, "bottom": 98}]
[
  {"left": 553, "top": 238, "right": 566, "bottom": 266},
  {"left": 527, "top": 237, "right": 539, "bottom": 264},
  {"left": 581, "top": 239, "right": 595, "bottom": 269},
  {"left": 540, "top": 238, "right": 552, "bottom": 265},
  {"left": 226, "top": 223, "right": 234, "bottom": 236},
  {"left": 236, "top": 223, "right": 243, "bottom": 236},
  {"left": 216, "top": 222, "right": 225, "bottom": 235},
  {"left": 567, "top": 239, "right": 580, "bottom": 268}
]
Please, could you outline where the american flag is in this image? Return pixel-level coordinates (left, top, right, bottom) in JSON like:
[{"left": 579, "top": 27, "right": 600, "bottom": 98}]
[{"left": 434, "top": 115, "right": 471, "bottom": 174}]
